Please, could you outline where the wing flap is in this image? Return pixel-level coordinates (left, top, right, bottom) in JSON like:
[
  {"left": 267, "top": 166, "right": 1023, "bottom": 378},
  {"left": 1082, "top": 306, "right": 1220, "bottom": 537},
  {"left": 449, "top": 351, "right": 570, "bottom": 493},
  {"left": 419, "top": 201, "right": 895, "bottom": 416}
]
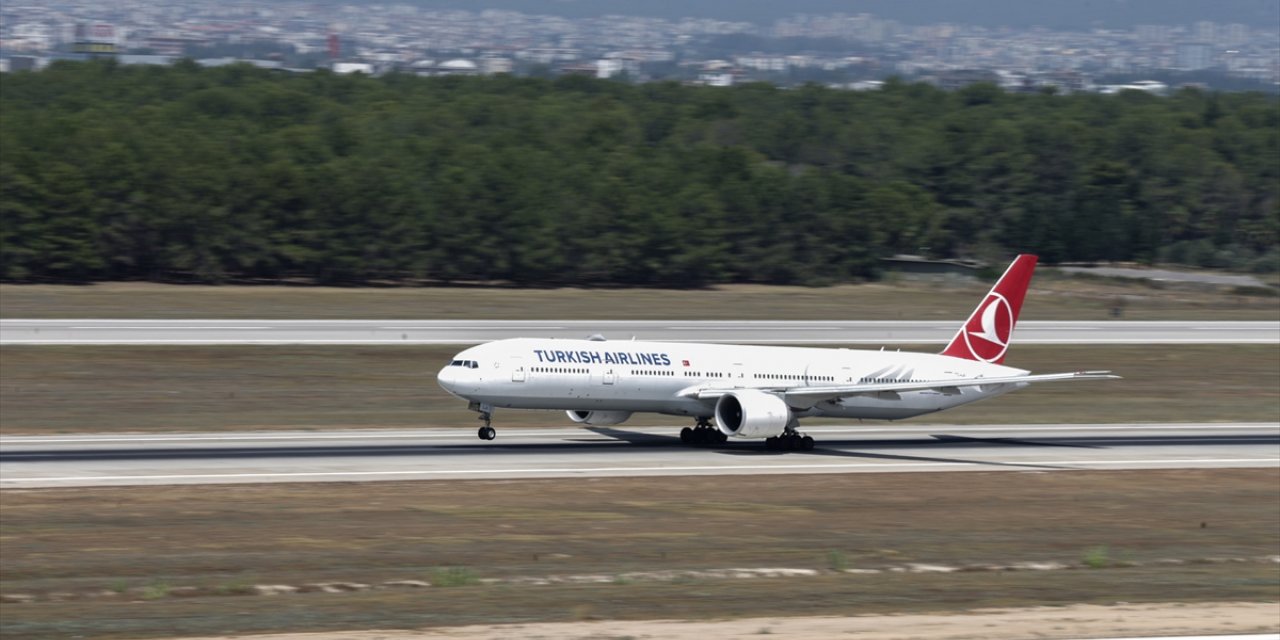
[
  {"left": 680, "top": 371, "right": 1118, "bottom": 406},
  {"left": 782, "top": 371, "right": 1119, "bottom": 404}
]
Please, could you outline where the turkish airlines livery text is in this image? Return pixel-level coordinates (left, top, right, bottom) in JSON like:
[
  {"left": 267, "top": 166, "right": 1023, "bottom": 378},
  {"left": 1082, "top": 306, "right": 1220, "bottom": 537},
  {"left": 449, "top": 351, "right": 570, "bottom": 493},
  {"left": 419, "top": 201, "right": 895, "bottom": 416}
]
[{"left": 437, "top": 255, "right": 1118, "bottom": 450}]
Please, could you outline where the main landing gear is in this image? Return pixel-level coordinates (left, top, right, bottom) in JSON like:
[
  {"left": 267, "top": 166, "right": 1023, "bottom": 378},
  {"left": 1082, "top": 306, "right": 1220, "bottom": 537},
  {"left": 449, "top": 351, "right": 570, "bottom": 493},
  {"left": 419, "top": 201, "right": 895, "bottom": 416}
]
[
  {"left": 680, "top": 417, "right": 727, "bottom": 446},
  {"left": 472, "top": 402, "right": 496, "bottom": 441},
  {"left": 765, "top": 429, "right": 815, "bottom": 452}
]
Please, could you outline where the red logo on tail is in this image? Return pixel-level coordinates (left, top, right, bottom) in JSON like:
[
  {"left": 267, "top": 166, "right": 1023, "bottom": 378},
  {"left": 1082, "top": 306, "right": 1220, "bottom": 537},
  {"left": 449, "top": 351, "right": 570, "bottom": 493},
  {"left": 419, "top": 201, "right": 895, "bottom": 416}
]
[
  {"left": 959, "top": 293, "right": 1013, "bottom": 363},
  {"left": 941, "top": 254, "right": 1037, "bottom": 365}
]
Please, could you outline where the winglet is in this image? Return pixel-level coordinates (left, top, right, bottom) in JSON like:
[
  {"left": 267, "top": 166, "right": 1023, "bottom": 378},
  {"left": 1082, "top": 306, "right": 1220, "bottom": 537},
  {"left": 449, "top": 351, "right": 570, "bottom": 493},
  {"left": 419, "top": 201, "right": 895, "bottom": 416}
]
[{"left": 940, "top": 254, "right": 1038, "bottom": 365}]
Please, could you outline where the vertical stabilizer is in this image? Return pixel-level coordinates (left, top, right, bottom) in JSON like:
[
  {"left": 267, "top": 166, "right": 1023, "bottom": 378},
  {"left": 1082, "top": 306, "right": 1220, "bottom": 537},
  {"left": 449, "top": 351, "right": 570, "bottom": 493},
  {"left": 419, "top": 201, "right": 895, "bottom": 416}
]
[{"left": 940, "top": 254, "right": 1038, "bottom": 364}]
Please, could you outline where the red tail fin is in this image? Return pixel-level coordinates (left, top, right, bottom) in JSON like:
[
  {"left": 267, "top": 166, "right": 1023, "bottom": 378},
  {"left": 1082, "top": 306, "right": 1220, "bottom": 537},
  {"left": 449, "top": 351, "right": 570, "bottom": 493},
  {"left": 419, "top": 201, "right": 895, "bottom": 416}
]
[{"left": 940, "top": 254, "right": 1038, "bottom": 364}]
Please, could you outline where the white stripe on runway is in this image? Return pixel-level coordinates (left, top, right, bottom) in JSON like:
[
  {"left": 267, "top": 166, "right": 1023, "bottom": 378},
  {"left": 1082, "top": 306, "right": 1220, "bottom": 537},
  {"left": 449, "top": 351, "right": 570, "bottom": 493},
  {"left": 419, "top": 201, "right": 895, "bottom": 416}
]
[{"left": 6, "top": 458, "right": 1277, "bottom": 485}]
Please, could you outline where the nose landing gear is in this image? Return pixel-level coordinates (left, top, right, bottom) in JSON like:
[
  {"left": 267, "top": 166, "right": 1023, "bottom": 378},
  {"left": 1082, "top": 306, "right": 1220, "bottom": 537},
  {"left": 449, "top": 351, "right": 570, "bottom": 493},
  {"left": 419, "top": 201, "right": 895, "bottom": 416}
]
[{"left": 471, "top": 402, "right": 496, "bottom": 440}]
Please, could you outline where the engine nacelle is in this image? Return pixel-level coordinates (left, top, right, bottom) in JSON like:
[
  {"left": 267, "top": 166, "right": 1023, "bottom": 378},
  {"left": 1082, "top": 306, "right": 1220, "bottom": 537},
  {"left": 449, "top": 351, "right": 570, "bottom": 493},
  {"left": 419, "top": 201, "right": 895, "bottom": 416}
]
[
  {"left": 566, "top": 410, "right": 632, "bottom": 426},
  {"left": 714, "top": 390, "right": 791, "bottom": 439}
]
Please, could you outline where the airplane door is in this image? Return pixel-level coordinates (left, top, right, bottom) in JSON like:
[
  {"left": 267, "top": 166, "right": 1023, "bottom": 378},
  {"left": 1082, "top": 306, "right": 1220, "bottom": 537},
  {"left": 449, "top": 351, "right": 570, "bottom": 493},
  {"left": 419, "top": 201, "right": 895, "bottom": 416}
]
[
  {"left": 510, "top": 357, "right": 526, "bottom": 383},
  {"left": 602, "top": 368, "right": 616, "bottom": 385}
]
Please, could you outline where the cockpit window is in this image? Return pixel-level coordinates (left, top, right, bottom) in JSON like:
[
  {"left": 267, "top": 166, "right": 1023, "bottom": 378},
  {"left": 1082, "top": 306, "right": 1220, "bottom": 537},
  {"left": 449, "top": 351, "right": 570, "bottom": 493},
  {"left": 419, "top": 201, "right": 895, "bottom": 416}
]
[{"left": 450, "top": 360, "right": 480, "bottom": 368}]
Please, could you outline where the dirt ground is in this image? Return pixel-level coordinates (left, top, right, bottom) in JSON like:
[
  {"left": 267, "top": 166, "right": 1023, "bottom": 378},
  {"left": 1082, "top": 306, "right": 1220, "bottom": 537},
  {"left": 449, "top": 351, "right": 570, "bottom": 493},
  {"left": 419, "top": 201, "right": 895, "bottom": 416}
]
[
  {"left": 2, "top": 344, "right": 1277, "bottom": 434},
  {"left": 2, "top": 470, "right": 1277, "bottom": 639},
  {"left": 168, "top": 602, "right": 1280, "bottom": 640},
  {"left": 2, "top": 274, "right": 1276, "bottom": 321}
]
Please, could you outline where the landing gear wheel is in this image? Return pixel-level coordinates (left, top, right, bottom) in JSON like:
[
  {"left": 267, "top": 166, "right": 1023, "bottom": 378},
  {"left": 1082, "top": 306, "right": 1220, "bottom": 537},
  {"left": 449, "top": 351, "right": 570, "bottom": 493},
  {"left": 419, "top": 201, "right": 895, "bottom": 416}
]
[
  {"left": 767, "top": 430, "right": 814, "bottom": 451},
  {"left": 478, "top": 426, "right": 496, "bottom": 441},
  {"left": 682, "top": 422, "right": 724, "bottom": 447}
]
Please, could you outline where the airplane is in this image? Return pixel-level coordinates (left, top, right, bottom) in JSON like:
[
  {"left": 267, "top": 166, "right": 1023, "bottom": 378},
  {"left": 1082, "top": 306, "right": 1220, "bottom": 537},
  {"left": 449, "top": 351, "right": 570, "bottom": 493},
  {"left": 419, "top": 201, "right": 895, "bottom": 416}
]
[{"left": 436, "top": 254, "right": 1118, "bottom": 450}]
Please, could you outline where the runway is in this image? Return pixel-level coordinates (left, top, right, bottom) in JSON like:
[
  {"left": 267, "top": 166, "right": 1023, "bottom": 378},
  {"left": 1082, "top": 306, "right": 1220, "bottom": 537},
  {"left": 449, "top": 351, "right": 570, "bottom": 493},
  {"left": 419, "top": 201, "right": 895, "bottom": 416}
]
[
  {"left": 2, "top": 423, "right": 1275, "bottom": 488},
  {"left": 1, "top": 319, "right": 1277, "bottom": 345}
]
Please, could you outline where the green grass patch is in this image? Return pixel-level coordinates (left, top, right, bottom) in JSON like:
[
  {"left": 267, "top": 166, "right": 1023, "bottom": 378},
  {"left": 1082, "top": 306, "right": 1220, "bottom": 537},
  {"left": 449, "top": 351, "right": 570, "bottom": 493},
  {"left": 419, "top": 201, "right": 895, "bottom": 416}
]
[
  {"left": 429, "top": 567, "right": 480, "bottom": 588},
  {"left": 1082, "top": 546, "right": 1111, "bottom": 569},
  {"left": 138, "top": 580, "right": 171, "bottom": 601}
]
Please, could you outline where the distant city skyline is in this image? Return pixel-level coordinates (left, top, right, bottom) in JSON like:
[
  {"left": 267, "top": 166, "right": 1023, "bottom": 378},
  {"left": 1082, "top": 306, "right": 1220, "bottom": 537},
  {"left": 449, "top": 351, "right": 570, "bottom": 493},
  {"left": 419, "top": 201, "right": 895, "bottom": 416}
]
[
  {"left": 3, "top": 0, "right": 1277, "bottom": 91},
  {"left": 351, "top": 0, "right": 1280, "bottom": 29}
]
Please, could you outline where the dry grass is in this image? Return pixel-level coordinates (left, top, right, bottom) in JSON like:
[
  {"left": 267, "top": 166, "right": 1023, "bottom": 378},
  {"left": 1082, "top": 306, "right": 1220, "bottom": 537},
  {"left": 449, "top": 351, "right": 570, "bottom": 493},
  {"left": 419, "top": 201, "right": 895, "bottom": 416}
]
[
  {"left": 1, "top": 470, "right": 1276, "bottom": 638},
  {"left": 2, "top": 273, "right": 1276, "bottom": 321},
  {"left": 0, "top": 345, "right": 1276, "bottom": 435}
]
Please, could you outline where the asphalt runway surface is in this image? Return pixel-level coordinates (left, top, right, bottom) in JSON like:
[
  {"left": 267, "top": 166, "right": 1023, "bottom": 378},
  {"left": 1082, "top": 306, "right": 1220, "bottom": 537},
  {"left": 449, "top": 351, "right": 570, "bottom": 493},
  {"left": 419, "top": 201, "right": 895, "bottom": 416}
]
[
  {"left": 2, "top": 319, "right": 1277, "bottom": 345},
  {"left": 2, "top": 423, "right": 1275, "bottom": 488}
]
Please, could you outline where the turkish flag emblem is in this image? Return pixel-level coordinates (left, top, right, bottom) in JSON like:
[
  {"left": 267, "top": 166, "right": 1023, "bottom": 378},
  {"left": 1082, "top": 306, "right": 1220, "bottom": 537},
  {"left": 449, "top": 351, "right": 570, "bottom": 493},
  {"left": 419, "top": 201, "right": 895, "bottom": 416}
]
[
  {"left": 960, "top": 293, "right": 1014, "bottom": 363},
  {"left": 682, "top": 360, "right": 690, "bottom": 367}
]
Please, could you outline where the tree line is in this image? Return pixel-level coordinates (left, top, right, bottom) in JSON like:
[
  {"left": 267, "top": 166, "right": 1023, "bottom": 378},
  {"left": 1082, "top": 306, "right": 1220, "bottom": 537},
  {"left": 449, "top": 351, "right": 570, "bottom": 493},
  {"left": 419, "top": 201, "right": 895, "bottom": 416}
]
[{"left": 1, "top": 60, "right": 1276, "bottom": 285}]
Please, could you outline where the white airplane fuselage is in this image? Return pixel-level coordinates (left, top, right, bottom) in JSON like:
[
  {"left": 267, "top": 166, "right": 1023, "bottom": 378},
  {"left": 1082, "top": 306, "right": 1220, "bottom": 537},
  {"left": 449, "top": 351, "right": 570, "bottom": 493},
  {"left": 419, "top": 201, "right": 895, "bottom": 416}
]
[
  {"left": 436, "top": 255, "right": 1116, "bottom": 445},
  {"left": 438, "top": 337, "right": 1026, "bottom": 421}
]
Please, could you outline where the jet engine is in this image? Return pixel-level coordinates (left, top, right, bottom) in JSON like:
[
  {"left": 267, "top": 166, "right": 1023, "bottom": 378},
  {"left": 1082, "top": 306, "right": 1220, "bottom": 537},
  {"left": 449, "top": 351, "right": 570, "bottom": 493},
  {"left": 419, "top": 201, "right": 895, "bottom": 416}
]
[
  {"left": 714, "top": 390, "right": 791, "bottom": 439},
  {"left": 566, "top": 410, "right": 632, "bottom": 426}
]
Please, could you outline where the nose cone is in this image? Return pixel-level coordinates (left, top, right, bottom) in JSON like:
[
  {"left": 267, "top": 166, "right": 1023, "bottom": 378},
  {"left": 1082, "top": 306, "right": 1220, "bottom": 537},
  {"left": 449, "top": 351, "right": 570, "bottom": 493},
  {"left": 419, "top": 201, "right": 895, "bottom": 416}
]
[{"left": 437, "top": 364, "right": 459, "bottom": 394}]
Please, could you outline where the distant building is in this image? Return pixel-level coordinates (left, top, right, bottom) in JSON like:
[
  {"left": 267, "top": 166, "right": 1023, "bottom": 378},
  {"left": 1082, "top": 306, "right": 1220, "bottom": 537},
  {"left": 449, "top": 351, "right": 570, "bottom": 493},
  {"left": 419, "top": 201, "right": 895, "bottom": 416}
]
[
  {"left": 596, "top": 59, "right": 623, "bottom": 79},
  {"left": 1175, "top": 43, "right": 1214, "bottom": 70},
  {"left": 847, "top": 80, "right": 884, "bottom": 91},
  {"left": 1220, "top": 23, "right": 1250, "bottom": 46},
  {"left": 72, "top": 23, "right": 119, "bottom": 58},
  {"left": 435, "top": 59, "right": 478, "bottom": 76},
  {"left": 332, "top": 61, "right": 374, "bottom": 74},
  {"left": 146, "top": 34, "right": 209, "bottom": 56},
  {"left": 410, "top": 59, "right": 435, "bottom": 76},
  {"left": 697, "top": 72, "right": 734, "bottom": 87},
  {"left": 481, "top": 56, "right": 512, "bottom": 75},
  {"left": 1036, "top": 71, "right": 1092, "bottom": 94},
  {"left": 1097, "top": 80, "right": 1167, "bottom": 95}
]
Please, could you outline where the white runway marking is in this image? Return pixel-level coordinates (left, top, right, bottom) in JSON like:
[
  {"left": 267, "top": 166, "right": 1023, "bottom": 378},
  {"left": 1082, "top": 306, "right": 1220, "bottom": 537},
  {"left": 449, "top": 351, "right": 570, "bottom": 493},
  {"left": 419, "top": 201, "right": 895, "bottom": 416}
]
[
  {"left": 4, "top": 423, "right": 1274, "bottom": 487},
  {"left": 67, "top": 325, "right": 272, "bottom": 330},
  {"left": 6, "top": 458, "right": 1279, "bottom": 485}
]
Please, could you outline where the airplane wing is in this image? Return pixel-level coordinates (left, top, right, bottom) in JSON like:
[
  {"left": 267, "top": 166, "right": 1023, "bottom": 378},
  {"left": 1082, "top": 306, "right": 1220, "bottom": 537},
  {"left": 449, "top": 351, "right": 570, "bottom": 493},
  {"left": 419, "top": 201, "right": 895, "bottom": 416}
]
[{"left": 681, "top": 371, "right": 1120, "bottom": 408}]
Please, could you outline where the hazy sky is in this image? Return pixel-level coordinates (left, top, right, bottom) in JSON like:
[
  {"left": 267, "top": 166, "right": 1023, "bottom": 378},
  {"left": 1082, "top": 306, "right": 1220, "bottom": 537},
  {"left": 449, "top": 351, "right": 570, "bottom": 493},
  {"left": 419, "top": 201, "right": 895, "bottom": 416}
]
[{"left": 392, "top": 0, "right": 1280, "bottom": 29}]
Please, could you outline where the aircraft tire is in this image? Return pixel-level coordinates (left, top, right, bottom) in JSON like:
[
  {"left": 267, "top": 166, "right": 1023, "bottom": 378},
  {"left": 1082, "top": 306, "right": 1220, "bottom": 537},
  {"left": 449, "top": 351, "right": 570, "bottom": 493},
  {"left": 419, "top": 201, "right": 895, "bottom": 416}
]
[
  {"left": 680, "top": 427, "right": 693, "bottom": 444},
  {"left": 478, "top": 426, "right": 496, "bottom": 441},
  {"left": 800, "top": 435, "right": 815, "bottom": 451}
]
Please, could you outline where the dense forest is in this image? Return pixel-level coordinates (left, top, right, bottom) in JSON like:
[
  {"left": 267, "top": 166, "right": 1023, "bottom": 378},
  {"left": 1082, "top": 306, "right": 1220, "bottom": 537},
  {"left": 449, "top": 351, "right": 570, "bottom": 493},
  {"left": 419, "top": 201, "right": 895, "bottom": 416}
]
[{"left": 1, "top": 60, "right": 1276, "bottom": 285}]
